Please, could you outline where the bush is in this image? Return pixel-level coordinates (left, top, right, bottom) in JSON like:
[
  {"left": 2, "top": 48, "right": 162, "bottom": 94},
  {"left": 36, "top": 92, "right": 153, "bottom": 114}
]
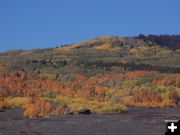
[
  {"left": 157, "top": 76, "right": 180, "bottom": 88},
  {"left": 6, "top": 97, "right": 28, "bottom": 108},
  {"left": 23, "top": 98, "right": 52, "bottom": 119},
  {"left": 0, "top": 98, "right": 7, "bottom": 109},
  {"left": 160, "top": 91, "right": 180, "bottom": 107},
  {"left": 101, "top": 103, "right": 128, "bottom": 113},
  {"left": 40, "top": 91, "right": 58, "bottom": 100},
  {"left": 137, "top": 77, "right": 153, "bottom": 84}
]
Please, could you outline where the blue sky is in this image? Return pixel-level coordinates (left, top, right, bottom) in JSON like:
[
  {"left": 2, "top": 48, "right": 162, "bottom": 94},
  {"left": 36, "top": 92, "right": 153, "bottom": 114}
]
[{"left": 0, "top": 0, "right": 180, "bottom": 52}]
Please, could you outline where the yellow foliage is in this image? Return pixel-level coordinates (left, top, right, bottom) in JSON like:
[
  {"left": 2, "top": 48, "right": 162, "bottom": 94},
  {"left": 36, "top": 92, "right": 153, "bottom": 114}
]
[
  {"left": 100, "top": 103, "right": 127, "bottom": 113},
  {"left": 94, "top": 43, "right": 112, "bottom": 50},
  {"left": 6, "top": 97, "right": 28, "bottom": 108},
  {"left": 0, "top": 64, "right": 5, "bottom": 71},
  {"left": 54, "top": 95, "right": 127, "bottom": 114},
  {"left": 54, "top": 46, "right": 72, "bottom": 51},
  {"left": 129, "top": 46, "right": 160, "bottom": 57},
  {"left": 157, "top": 49, "right": 172, "bottom": 55},
  {"left": 160, "top": 99, "right": 176, "bottom": 108}
]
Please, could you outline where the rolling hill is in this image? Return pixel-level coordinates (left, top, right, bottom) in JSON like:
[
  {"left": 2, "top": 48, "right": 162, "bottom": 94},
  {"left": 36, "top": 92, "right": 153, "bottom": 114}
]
[{"left": 0, "top": 35, "right": 180, "bottom": 77}]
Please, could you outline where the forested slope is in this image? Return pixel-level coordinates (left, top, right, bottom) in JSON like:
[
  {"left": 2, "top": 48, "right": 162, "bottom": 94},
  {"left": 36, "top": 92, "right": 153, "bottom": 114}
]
[{"left": 0, "top": 35, "right": 180, "bottom": 118}]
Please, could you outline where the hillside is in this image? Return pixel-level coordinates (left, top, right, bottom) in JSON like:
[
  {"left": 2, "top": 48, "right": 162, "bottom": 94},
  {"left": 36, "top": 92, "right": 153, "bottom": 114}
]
[
  {"left": 0, "top": 35, "right": 180, "bottom": 77},
  {"left": 0, "top": 35, "right": 180, "bottom": 118}
]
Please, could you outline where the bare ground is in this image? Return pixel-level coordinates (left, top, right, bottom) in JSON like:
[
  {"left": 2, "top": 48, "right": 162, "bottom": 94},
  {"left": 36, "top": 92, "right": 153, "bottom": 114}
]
[{"left": 0, "top": 107, "right": 180, "bottom": 135}]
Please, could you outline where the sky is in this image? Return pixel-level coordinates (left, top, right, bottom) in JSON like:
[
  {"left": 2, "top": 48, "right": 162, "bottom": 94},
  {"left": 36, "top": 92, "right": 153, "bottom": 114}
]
[{"left": 0, "top": 0, "right": 180, "bottom": 52}]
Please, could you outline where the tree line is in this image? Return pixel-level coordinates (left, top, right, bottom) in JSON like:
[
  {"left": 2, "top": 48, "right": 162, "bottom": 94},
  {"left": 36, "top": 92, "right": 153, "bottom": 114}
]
[{"left": 135, "top": 34, "right": 180, "bottom": 50}]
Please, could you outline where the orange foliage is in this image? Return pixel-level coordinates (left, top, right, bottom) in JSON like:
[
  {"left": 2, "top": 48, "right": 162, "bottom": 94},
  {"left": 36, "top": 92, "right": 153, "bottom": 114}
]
[
  {"left": 124, "top": 90, "right": 180, "bottom": 107},
  {"left": 124, "top": 71, "right": 158, "bottom": 79},
  {"left": 124, "top": 91, "right": 163, "bottom": 107},
  {"left": 75, "top": 74, "right": 87, "bottom": 81},
  {"left": 83, "top": 89, "right": 96, "bottom": 99},
  {"left": 97, "top": 76, "right": 111, "bottom": 84},
  {"left": 0, "top": 70, "right": 179, "bottom": 111},
  {"left": 52, "top": 105, "right": 71, "bottom": 115},
  {"left": 25, "top": 88, "right": 41, "bottom": 96},
  {"left": 156, "top": 76, "right": 180, "bottom": 88},
  {"left": 100, "top": 71, "right": 158, "bottom": 81},
  {"left": 166, "top": 91, "right": 179, "bottom": 105},
  {"left": 0, "top": 98, "right": 7, "bottom": 109},
  {"left": 0, "top": 72, "right": 65, "bottom": 97},
  {"left": 0, "top": 70, "right": 160, "bottom": 99},
  {"left": 23, "top": 97, "right": 52, "bottom": 119},
  {"left": 95, "top": 86, "right": 106, "bottom": 101},
  {"left": 133, "top": 91, "right": 162, "bottom": 103},
  {"left": 0, "top": 86, "right": 10, "bottom": 98}
]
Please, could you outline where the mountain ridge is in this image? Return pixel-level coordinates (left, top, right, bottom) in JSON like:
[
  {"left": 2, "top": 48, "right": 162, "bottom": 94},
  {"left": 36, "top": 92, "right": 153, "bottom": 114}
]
[{"left": 1, "top": 34, "right": 180, "bottom": 55}]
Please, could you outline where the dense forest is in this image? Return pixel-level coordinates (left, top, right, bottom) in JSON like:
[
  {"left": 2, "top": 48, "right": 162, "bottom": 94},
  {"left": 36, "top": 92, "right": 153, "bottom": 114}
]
[
  {"left": 0, "top": 35, "right": 180, "bottom": 118},
  {"left": 135, "top": 34, "right": 180, "bottom": 50}
]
